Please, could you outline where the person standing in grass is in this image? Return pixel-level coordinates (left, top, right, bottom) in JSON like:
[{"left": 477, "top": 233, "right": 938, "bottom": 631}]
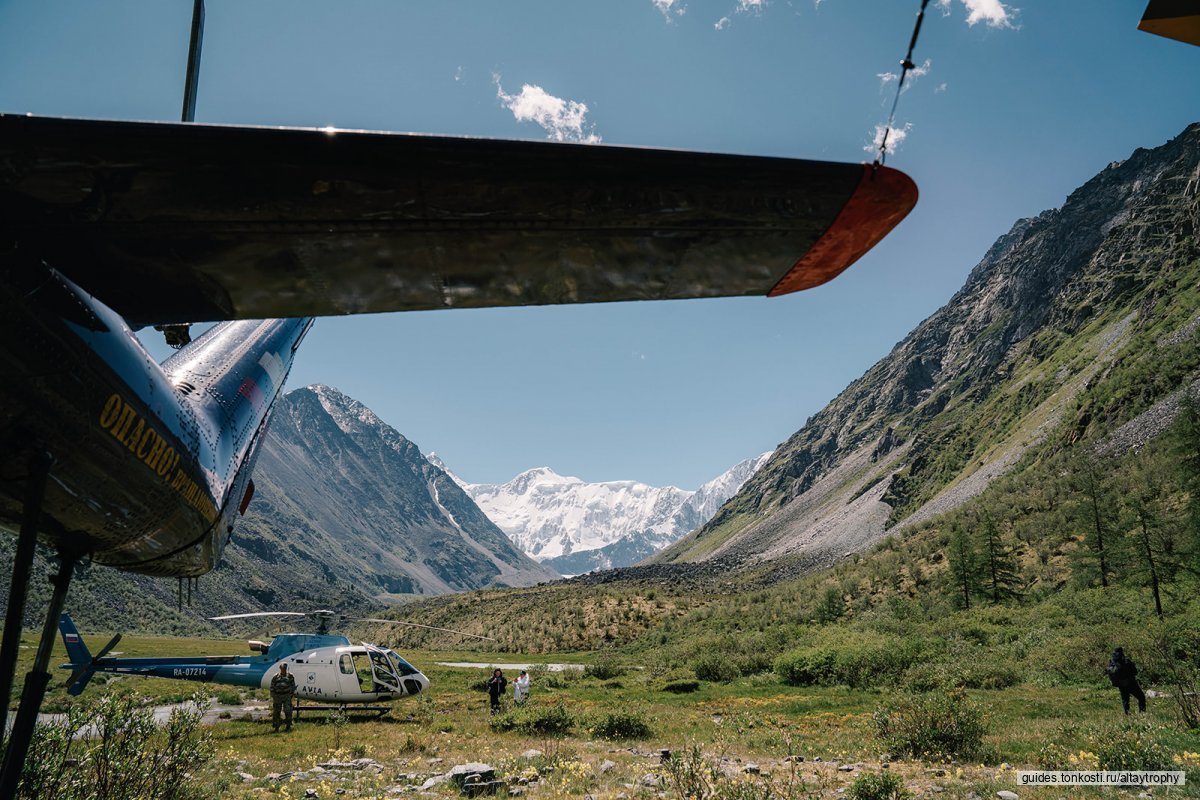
[
  {"left": 1107, "top": 647, "right": 1147, "bottom": 714},
  {"left": 270, "top": 662, "right": 297, "bottom": 731},
  {"left": 487, "top": 668, "right": 507, "bottom": 714},
  {"left": 513, "top": 670, "right": 530, "bottom": 705}
]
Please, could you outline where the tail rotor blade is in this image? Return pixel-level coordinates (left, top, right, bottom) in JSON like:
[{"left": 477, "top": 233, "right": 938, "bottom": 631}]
[
  {"left": 353, "top": 618, "right": 496, "bottom": 641},
  {"left": 92, "top": 634, "right": 122, "bottom": 661}
]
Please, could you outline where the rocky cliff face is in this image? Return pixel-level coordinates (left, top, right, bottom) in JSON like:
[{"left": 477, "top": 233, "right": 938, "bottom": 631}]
[
  {"left": 659, "top": 122, "right": 1200, "bottom": 568},
  {"left": 235, "top": 385, "right": 558, "bottom": 597}
]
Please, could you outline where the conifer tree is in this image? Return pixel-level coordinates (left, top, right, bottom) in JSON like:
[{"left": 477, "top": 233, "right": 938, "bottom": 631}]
[
  {"left": 1068, "top": 452, "right": 1117, "bottom": 587},
  {"left": 978, "top": 511, "right": 1024, "bottom": 604},
  {"left": 1120, "top": 450, "right": 1178, "bottom": 619},
  {"left": 947, "top": 521, "right": 978, "bottom": 610},
  {"left": 1169, "top": 393, "right": 1200, "bottom": 574}
]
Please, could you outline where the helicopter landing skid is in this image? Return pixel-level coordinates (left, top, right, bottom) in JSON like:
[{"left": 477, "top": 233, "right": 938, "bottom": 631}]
[{"left": 294, "top": 703, "right": 390, "bottom": 719}]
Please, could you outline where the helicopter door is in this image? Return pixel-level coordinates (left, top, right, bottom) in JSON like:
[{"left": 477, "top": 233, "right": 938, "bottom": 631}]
[{"left": 363, "top": 643, "right": 403, "bottom": 694}]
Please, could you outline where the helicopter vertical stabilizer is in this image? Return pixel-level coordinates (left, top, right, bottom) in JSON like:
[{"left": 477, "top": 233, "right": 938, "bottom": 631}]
[{"left": 58, "top": 614, "right": 97, "bottom": 696}]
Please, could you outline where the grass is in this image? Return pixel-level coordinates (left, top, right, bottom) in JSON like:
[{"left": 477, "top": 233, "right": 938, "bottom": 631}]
[{"left": 17, "top": 641, "right": 1198, "bottom": 798}]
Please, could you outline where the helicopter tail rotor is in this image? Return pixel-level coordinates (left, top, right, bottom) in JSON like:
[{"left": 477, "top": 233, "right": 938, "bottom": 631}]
[{"left": 58, "top": 614, "right": 121, "bottom": 696}]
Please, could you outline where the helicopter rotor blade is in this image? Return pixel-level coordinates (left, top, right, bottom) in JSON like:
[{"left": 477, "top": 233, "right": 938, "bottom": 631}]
[
  {"left": 92, "top": 633, "right": 122, "bottom": 661},
  {"left": 353, "top": 618, "right": 496, "bottom": 641},
  {"left": 209, "top": 612, "right": 308, "bottom": 621}
]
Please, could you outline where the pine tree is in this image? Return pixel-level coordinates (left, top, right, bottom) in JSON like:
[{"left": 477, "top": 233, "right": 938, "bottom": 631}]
[
  {"left": 1120, "top": 450, "right": 1178, "bottom": 619},
  {"left": 1169, "top": 393, "right": 1200, "bottom": 575},
  {"left": 947, "top": 521, "right": 978, "bottom": 610},
  {"left": 978, "top": 511, "right": 1025, "bottom": 604},
  {"left": 1068, "top": 452, "right": 1118, "bottom": 587}
]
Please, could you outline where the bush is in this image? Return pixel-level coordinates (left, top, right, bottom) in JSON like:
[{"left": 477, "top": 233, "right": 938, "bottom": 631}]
[
  {"left": 693, "top": 654, "right": 741, "bottom": 683},
  {"left": 15, "top": 694, "right": 213, "bottom": 800},
  {"left": 958, "top": 664, "right": 1021, "bottom": 690},
  {"left": 847, "top": 771, "right": 911, "bottom": 800},
  {"left": 871, "top": 689, "right": 987, "bottom": 761},
  {"left": 776, "top": 641, "right": 919, "bottom": 689},
  {"left": 589, "top": 711, "right": 653, "bottom": 741},
  {"left": 902, "top": 662, "right": 1022, "bottom": 692},
  {"left": 775, "top": 648, "right": 837, "bottom": 686},
  {"left": 1093, "top": 723, "right": 1175, "bottom": 770},
  {"left": 490, "top": 702, "right": 574, "bottom": 736},
  {"left": 215, "top": 689, "right": 242, "bottom": 706},
  {"left": 585, "top": 654, "right": 627, "bottom": 680},
  {"left": 661, "top": 680, "right": 701, "bottom": 694}
]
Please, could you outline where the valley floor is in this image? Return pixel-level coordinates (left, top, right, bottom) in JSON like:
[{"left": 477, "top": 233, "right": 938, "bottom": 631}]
[{"left": 19, "top": 648, "right": 1200, "bottom": 800}]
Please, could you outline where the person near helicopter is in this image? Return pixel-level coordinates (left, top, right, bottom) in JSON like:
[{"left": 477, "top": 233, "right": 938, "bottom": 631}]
[
  {"left": 513, "top": 670, "right": 530, "bottom": 705},
  {"left": 271, "top": 662, "right": 297, "bottom": 731},
  {"left": 487, "top": 668, "right": 507, "bottom": 714}
]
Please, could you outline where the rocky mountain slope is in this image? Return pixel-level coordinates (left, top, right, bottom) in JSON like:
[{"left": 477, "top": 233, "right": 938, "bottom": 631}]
[
  {"left": 1, "top": 385, "right": 556, "bottom": 634},
  {"left": 658, "top": 122, "right": 1200, "bottom": 570},
  {"left": 431, "top": 452, "right": 771, "bottom": 574}
]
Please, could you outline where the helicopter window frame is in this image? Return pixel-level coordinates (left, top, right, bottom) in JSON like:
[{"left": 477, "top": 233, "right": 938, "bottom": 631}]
[{"left": 339, "top": 654, "right": 354, "bottom": 675}]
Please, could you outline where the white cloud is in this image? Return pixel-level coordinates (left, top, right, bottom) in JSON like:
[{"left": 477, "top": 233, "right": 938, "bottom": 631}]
[
  {"left": 454, "top": 66, "right": 464, "bottom": 83},
  {"left": 494, "top": 77, "right": 601, "bottom": 144},
  {"left": 935, "top": 82, "right": 947, "bottom": 93},
  {"left": 652, "top": 0, "right": 687, "bottom": 19},
  {"left": 864, "top": 122, "right": 912, "bottom": 157},
  {"left": 714, "top": 15, "right": 731, "bottom": 29},
  {"left": 737, "top": 0, "right": 765, "bottom": 11},
  {"left": 878, "top": 58, "right": 932, "bottom": 93},
  {"left": 938, "top": 0, "right": 1016, "bottom": 28}
]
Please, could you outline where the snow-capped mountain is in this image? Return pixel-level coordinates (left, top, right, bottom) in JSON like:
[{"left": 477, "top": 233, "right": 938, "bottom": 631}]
[{"left": 427, "top": 451, "right": 772, "bottom": 575}]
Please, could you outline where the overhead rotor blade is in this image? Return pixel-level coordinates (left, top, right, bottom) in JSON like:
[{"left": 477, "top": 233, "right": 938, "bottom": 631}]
[
  {"left": 354, "top": 618, "right": 496, "bottom": 641},
  {"left": 209, "top": 612, "right": 307, "bottom": 621},
  {"left": 93, "top": 634, "right": 122, "bottom": 661}
]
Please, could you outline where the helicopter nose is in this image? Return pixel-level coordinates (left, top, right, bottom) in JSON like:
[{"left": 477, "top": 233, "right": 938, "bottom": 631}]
[{"left": 403, "top": 673, "right": 430, "bottom": 695}]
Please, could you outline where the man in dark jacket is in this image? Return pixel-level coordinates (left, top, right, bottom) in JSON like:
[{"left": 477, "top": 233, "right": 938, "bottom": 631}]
[
  {"left": 487, "top": 668, "right": 507, "bottom": 714},
  {"left": 271, "top": 662, "right": 298, "bottom": 731},
  {"left": 1107, "top": 647, "right": 1146, "bottom": 714}
]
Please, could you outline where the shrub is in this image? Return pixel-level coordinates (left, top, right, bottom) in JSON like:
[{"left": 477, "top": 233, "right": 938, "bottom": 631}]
[
  {"left": 215, "top": 689, "right": 242, "bottom": 706},
  {"left": 901, "top": 663, "right": 944, "bottom": 693},
  {"left": 1093, "top": 723, "right": 1175, "bottom": 771},
  {"left": 958, "top": 664, "right": 1021, "bottom": 690},
  {"left": 847, "top": 771, "right": 911, "bottom": 800},
  {"left": 490, "top": 702, "right": 574, "bottom": 736},
  {"left": 775, "top": 648, "right": 837, "bottom": 686},
  {"left": 775, "top": 642, "right": 919, "bottom": 689},
  {"left": 16, "top": 694, "right": 213, "bottom": 800},
  {"left": 585, "top": 654, "right": 627, "bottom": 680},
  {"left": 661, "top": 680, "right": 701, "bottom": 694},
  {"left": 693, "top": 654, "right": 741, "bottom": 683},
  {"left": 871, "top": 689, "right": 987, "bottom": 761},
  {"left": 589, "top": 711, "right": 653, "bottom": 741}
]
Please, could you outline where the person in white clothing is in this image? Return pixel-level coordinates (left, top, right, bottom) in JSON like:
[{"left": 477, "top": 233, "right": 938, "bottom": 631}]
[{"left": 513, "top": 670, "right": 530, "bottom": 704}]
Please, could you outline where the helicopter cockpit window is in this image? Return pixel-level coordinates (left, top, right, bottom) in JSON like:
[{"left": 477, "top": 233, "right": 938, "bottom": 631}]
[
  {"left": 386, "top": 650, "right": 419, "bottom": 677},
  {"left": 339, "top": 654, "right": 354, "bottom": 675}
]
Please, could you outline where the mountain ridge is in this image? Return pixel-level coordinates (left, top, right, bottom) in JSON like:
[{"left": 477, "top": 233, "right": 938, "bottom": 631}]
[
  {"left": 657, "top": 121, "right": 1200, "bottom": 569},
  {"left": 432, "top": 451, "right": 772, "bottom": 574}
]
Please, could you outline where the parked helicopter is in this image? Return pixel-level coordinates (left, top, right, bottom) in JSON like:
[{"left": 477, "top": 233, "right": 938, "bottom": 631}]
[{"left": 58, "top": 610, "right": 490, "bottom": 709}]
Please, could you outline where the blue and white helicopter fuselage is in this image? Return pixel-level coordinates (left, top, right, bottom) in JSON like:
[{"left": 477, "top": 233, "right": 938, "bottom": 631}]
[{"left": 58, "top": 615, "right": 429, "bottom": 704}]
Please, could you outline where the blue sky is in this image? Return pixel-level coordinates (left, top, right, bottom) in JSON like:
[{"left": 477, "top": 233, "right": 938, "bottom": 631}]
[{"left": 2, "top": 1, "right": 1198, "bottom": 488}]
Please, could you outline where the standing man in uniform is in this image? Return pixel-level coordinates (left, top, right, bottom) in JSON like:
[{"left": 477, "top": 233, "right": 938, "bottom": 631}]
[{"left": 271, "top": 662, "right": 297, "bottom": 731}]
